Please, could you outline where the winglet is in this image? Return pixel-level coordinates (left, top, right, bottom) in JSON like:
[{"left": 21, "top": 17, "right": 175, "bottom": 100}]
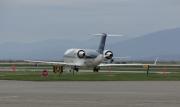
[{"left": 154, "top": 57, "right": 159, "bottom": 65}]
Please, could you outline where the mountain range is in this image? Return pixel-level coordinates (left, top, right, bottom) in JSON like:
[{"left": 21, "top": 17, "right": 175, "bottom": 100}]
[
  {"left": 0, "top": 28, "right": 180, "bottom": 61},
  {"left": 110, "top": 28, "right": 180, "bottom": 61}
]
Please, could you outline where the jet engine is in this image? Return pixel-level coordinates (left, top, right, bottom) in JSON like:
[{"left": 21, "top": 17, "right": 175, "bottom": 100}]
[
  {"left": 103, "top": 50, "right": 113, "bottom": 59},
  {"left": 77, "top": 50, "right": 86, "bottom": 58}
]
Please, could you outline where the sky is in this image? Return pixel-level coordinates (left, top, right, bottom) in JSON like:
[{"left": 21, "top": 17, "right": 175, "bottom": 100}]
[{"left": 1, "top": 0, "right": 180, "bottom": 44}]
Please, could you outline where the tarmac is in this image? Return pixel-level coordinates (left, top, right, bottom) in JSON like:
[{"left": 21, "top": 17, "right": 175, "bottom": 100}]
[{"left": 0, "top": 80, "right": 180, "bottom": 107}]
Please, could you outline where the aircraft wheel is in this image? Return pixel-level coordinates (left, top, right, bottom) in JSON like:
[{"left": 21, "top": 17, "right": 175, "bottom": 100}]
[
  {"left": 73, "top": 66, "right": 79, "bottom": 72},
  {"left": 75, "top": 68, "right": 79, "bottom": 72},
  {"left": 93, "top": 67, "right": 99, "bottom": 72}
]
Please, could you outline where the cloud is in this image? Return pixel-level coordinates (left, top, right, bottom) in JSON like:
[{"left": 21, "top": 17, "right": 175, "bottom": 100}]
[
  {"left": 1, "top": 0, "right": 131, "bottom": 9},
  {"left": 0, "top": 0, "right": 180, "bottom": 43}
]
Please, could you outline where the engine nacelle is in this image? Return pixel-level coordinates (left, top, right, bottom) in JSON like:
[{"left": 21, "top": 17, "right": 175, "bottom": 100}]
[
  {"left": 77, "top": 50, "right": 86, "bottom": 58},
  {"left": 103, "top": 50, "right": 113, "bottom": 59}
]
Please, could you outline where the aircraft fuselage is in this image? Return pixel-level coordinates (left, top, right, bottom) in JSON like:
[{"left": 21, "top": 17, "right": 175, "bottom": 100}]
[{"left": 64, "top": 49, "right": 104, "bottom": 67}]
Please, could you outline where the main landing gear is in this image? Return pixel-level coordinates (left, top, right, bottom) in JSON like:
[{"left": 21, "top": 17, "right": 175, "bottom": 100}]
[{"left": 93, "top": 67, "right": 100, "bottom": 72}]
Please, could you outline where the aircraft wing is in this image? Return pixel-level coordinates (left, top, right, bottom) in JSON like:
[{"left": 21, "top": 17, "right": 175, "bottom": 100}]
[
  {"left": 24, "top": 60, "right": 75, "bottom": 66},
  {"left": 98, "top": 63, "right": 155, "bottom": 67},
  {"left": 99, "top": 58, "right": 158, "bottom": 67}
]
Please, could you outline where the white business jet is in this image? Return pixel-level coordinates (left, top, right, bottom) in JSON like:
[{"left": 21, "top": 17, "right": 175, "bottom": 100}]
[{"left": 26, "top": 33, "right": 157, "bottom": 72}]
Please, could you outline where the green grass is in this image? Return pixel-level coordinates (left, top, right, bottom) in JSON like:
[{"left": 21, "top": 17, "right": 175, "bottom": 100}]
[{"left": 1, "top": 71, "right": 180, "bottom": 81}]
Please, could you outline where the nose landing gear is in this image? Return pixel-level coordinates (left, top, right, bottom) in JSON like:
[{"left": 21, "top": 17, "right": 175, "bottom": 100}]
[
  {"left": 69, "top": 66, "right": 79, "bottom": 72},
  {"left": 74, "top": 66, "right": 79, "bottom": 72}
]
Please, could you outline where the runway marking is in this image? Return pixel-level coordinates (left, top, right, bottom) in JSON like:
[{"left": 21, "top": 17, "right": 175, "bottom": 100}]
[{"left": 0, "top": 96, "right": 19, "bottom": 99}]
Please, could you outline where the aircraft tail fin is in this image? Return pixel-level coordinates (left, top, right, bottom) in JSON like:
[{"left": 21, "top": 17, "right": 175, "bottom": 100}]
[
  {"left": 97, "top": 33, "right": 107, "bottom": 54},
  {"left": 93, "top": 33, "right": 123, "bottom": 54}
]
